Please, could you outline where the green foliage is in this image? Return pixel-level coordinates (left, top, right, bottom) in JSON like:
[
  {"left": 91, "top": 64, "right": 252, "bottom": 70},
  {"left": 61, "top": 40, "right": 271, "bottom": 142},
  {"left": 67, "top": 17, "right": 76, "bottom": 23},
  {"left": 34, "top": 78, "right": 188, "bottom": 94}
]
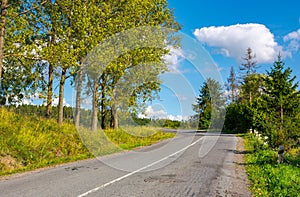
[
  {"left": 162, "top": 119, "right": 181, "bottom": 129},
  {"left": 193, "top": 78, "right": 225, "bottom": 129},
  {"left": 244, "top": 134, "right": 300, "bottom": 197},
  {"left": 225, "top": 55, "right": 300, "bottom": 151},
  {"left": 0, "top": 107, "right": 91, "bottom": 175},
  {"left": 224, "top": 102, "right": 252, "bottom": 133},
  {"left": 132, "top": 116, "right": 151, "bottom": 126},
  {"left": 255, "top": 55, "right": 300, "bottom": 149}
]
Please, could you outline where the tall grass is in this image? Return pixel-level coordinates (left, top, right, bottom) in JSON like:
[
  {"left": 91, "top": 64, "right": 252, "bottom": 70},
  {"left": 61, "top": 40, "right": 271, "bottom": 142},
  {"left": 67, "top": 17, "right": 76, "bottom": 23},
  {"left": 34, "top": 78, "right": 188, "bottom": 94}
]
[
  {"left": 0, "top": 108, "right": 91, "bottom": 175},
  {"left": 243, "top": 134, "right": 300, "bottom": 196},
  {"left": 0, "top": 108, "right": 175, "bottom": 176}
]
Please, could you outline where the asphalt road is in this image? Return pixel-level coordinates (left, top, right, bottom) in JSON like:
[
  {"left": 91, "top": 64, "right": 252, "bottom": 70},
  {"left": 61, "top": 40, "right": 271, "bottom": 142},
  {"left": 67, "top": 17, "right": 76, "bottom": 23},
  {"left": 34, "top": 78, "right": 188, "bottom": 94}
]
[{"left": 0, "top": 132, "right": 251, "bottom": 197}]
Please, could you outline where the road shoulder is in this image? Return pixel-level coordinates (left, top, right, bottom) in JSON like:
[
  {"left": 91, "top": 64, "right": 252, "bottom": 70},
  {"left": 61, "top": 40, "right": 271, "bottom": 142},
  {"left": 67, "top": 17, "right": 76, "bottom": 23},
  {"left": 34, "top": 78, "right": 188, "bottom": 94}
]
[{"left": 210, "top": 136, "right": 252, "bottom": 197}]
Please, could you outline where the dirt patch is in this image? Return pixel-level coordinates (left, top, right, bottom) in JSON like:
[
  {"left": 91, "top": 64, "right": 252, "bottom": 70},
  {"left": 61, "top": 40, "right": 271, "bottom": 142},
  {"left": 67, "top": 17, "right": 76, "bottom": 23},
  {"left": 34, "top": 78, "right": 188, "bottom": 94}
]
[{"left": 0, "top": 155, "right": 23, "bottom": 171}]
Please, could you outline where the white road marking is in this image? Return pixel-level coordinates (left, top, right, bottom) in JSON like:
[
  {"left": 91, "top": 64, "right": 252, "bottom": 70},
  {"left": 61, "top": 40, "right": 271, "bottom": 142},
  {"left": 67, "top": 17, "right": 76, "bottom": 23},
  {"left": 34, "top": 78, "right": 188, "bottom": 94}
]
[{"left": 77, "top": 137, "right": 203, "bottom": 197}]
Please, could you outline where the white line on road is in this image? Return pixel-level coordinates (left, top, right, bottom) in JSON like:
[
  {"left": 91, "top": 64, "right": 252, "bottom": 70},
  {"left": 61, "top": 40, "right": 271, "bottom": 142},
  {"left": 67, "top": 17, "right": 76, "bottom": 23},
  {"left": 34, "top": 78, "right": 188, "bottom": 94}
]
[{"left": 77, "top": 137, "right": 203, "bottom": 197}]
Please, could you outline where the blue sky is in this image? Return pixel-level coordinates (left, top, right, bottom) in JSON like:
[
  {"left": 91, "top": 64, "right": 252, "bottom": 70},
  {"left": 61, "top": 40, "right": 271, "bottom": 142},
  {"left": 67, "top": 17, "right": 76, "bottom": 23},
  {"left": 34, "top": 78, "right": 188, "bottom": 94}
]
[{"left": 144, "top": 0, "right": 300, "bottom": 120}]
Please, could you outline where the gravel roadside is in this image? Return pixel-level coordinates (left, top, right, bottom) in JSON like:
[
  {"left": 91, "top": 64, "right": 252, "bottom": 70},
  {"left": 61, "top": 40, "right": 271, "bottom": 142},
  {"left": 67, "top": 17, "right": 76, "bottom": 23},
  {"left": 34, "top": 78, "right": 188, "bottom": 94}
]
[{"left": 210, "top": 136, "right": 252, "bottom": 197}]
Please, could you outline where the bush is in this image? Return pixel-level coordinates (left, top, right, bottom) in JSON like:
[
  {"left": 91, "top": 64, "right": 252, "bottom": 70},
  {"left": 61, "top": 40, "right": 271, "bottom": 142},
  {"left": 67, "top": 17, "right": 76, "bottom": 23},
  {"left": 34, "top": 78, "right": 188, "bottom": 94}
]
[{"left": 244, "top": 134, "right": 300, "bottom": 196}]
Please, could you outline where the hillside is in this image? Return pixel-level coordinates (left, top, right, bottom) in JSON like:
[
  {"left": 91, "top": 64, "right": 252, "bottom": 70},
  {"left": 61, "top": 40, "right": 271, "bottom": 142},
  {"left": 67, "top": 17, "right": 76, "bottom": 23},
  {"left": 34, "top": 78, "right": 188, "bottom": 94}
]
[{"left": 0, "top": 108, "right": 174, "bottom": 176}]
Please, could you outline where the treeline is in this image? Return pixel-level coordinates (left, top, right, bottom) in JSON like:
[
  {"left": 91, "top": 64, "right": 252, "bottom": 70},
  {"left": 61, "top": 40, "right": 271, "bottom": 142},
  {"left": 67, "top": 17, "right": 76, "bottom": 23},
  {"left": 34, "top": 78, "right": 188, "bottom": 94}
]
[
  {"left": 0, "top": 0, "right": 180, "bottom": 129},
  {"left": 195, "top": 48, "right": 300, "bottom": 150},
  {"left": 3, "top": 104, "right": 184, "bottom": 129}
]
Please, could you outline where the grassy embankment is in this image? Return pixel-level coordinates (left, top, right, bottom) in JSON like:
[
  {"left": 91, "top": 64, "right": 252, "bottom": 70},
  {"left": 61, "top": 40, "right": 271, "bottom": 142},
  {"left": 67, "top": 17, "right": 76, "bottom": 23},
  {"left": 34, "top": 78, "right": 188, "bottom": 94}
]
[
  {"left": 0, "top": 108, "right": 175, "bottom": 176},
  {"left": 242, "top": 134, "right": 300, "bottom": 196}
]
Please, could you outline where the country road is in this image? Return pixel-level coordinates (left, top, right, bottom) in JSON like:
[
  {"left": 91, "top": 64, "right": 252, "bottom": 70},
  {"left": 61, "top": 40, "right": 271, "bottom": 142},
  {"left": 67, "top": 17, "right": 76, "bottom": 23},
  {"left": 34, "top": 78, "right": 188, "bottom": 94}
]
[{"left": 0, "top": 132, "right": 251, "bottom": 197}]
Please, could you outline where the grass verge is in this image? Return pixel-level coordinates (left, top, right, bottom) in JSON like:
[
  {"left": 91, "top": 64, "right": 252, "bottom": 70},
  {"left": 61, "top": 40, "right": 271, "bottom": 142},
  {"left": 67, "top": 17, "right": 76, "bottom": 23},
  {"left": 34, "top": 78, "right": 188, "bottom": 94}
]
[
  {"left": 0, "top": 108, "right": 175, "bottom": 176},
  {"left": 243, "top": 134, "right": 300, "bottom": 196}
]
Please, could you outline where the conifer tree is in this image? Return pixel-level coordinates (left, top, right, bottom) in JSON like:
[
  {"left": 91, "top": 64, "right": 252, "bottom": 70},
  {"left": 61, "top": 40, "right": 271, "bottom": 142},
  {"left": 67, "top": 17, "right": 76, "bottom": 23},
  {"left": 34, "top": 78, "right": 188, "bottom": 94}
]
[{"left": 260, "top": 54, "right": 300, "bottom": 147}]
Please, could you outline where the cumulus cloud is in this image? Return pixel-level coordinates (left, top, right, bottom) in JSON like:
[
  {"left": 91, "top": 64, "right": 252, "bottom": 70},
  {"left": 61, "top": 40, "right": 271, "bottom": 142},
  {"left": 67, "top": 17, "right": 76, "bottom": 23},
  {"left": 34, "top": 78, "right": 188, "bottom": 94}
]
[
  {"left": 193, "top": 23, "right": 285, "bottom": 63},
  {"left": 52, "top": 98, "right": 71, "bottom": 107},
  {"left": 284, "top": 28, "right": 300, "bottom": 53},
  {"left": 164, "top": 47, "right": 185, "bottom": 74},
  {"left": 139, "top": 106, "right": 188, "bottom": 121}
]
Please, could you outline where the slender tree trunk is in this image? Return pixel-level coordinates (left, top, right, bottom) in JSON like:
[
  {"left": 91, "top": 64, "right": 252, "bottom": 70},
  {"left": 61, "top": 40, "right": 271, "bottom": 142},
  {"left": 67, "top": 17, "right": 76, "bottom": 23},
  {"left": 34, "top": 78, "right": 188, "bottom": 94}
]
[
  {"left": 111, "top": 102, "right": 118, "bottom": 129},
  {"left": 46, "top": 63, "right": 53, "bottom": 118},
  {"left": 100, "top": 74, "right": 107, "bottom": 129},
  {"left": 58, "top": 67, "right": 67, "bottom": 125},
  {"left": 91, "top": 78, "right": 99, "bottom": 131},
  {"left": 0, "top": 0, "right": 8, "bottom": 83},
  {"left": 100, "top": 86, "right": 106, "bottom": 130},
  {"left": 111, "top": 88, "right": 118, "bottom": 129},
  {"left": 75, "top": 67, "right": 83, "bottom": 127},
  {"left": 280, "top": 102, "right": 283, "bottom": 131}
]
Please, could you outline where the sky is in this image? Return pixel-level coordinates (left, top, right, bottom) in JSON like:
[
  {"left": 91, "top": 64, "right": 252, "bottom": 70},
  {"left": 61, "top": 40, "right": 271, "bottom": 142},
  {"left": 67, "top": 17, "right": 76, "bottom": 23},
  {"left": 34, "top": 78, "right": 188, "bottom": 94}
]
[{"left": 143, "top": 0, "right": 300, "bottom": 121}]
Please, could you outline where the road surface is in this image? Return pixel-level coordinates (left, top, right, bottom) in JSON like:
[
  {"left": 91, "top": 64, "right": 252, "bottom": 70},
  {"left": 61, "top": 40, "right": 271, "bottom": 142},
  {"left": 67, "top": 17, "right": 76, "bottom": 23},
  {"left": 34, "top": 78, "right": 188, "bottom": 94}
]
[{"left": 0, "top": 132, "right": 251, "bottom": 197}]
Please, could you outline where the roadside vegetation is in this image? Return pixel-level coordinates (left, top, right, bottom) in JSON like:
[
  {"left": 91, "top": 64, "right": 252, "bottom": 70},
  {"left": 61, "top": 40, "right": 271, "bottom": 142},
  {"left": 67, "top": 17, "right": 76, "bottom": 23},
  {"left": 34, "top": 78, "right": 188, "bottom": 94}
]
[
  {"left": 194, "top": 48, "right": 300, "bottom": 196},
  {"left": 0, "top": 107, "right": 175, "bottom": 176},
  {"left": 243, "top": 134, "right": 300, "bottom": 196},
  {"left": 0, "top": 0, "right": 179, "bottom": 176}
]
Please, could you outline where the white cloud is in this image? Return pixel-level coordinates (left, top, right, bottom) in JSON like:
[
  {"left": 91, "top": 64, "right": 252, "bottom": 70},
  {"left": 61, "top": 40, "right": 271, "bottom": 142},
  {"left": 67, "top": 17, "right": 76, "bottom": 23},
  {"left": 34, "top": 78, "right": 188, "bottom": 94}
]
[
  {"left": 193, "top": 23, "right": 285, "bottom": 63},
  {"left": 52, "top": 98, "right": 71, "bottom": 107},
  {"left": 139, "top": 106, "right": 188, "bottom": 121},
  {"left": 166, "top": 114, "right": 189, "bottom": 121},
  {"left": 164, "top": 47, "right": 185, "bottom": 74},
  {"left": 143, "top": 106, "right": 167, "bottom": 119},
  {"left": 284, "top": 28, "right": 300, "bottom": 53}
]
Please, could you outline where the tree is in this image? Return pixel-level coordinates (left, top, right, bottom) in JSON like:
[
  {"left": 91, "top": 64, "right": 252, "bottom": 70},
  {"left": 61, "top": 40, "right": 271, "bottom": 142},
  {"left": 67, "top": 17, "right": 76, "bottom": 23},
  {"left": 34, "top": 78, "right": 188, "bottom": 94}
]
[
  {"left": 239, "top": 47, "right": 258, "bottom": 102},
  {"left": 0, "top": 0, "right": 46, "bottom": 105},
  {"left": 259, "top": 54, "right": 300, "bottom": 148},
  {"left": 193, "top": 78, "right": 225, "bottom": 130},
  {"left": 82, "top": 0, "right": 180, "bottom": 130},
  {"left": 226, "top": 66, "right": 238, "bottom": 103}
]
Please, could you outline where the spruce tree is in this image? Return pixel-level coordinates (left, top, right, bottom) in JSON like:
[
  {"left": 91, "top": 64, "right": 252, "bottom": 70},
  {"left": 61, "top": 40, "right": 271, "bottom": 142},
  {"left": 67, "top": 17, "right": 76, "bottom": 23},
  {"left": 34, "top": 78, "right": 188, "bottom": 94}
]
[{"left": 261, "top": 54, "right": 300, "bottom": 147}]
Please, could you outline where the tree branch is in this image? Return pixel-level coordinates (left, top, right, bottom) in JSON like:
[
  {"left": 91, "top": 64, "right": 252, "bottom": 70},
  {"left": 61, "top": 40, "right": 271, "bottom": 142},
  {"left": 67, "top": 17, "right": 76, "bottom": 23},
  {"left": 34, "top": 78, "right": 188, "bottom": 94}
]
[{"left": 18, "top": 1, "right": 47, "bottom": 16}]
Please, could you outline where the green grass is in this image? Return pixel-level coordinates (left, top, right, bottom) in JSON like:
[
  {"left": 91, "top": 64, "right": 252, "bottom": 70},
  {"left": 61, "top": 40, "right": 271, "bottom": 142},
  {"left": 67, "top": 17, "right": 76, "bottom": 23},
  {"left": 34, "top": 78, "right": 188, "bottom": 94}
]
[
  {"left": 243, "top": 134, "right": 300, "bottom": 197},
  {"left": 0, "top": 108, "right": 175, "bottom": 176}
]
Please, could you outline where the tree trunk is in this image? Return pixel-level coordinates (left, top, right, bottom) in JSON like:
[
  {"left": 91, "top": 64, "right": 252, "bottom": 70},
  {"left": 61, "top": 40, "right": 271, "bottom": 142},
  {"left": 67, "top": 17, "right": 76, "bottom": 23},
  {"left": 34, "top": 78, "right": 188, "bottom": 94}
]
[
  {"left": 91, "top": 79, "right": 99, "bottom": 131},
  {"left": 100, "top": 86, "right": 106, "bottom": 130},
  {"left": 0, "top": 0, "right": 8, "bottom": 83},
  {"left": 74, "top": 67, "right": 83, "bottom": 127},
  {"left": 280, "top": 102, "right": 283, "bottom": 131},
  {"left": 46, "top": 63, "right": 53, "bottom": 118},
  {"left": 111, "top": 102, "right": 118, "bottom": 129},
  {"left": 111, "top": 87, "right": 118, "bottom": 129},
  {"left": 58, "top": 67, "right": 67, "bottom": 125},
  {"left": 100, "top": 74, "right": 107, "bottom": 130}
]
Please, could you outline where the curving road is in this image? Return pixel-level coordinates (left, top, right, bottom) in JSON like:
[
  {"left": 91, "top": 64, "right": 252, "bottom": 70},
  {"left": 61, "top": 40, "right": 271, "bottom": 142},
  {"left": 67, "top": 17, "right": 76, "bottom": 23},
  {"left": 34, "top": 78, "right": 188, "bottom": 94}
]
[{"left": 0, "top": 132, "right": 251, "bottom": 197}]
